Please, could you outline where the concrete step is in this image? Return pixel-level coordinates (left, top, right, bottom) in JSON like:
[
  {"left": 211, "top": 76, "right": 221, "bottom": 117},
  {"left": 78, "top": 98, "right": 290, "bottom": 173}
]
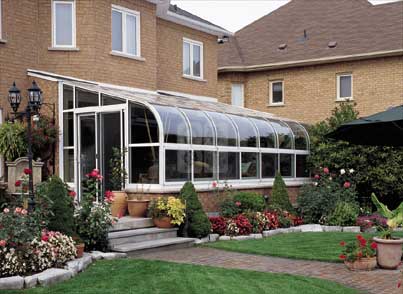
[
  {"left": 111, "top": 238, "right": 196, "bottom": 255},
  {"left": 108, "top": 227, "right": 178, "bottom": 247},
  {"left": 110, "top": 217, "right": 154, "bottom": 232}
]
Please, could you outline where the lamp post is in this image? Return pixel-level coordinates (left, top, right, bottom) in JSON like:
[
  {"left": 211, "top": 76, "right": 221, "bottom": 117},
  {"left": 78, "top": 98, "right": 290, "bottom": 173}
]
[{"left": 8, "top": 81, "right": 42, "bottom": 212}]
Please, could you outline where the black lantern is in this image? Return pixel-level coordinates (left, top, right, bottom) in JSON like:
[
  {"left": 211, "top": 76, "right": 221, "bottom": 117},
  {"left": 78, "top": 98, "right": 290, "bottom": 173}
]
[
  {"left": 8, "top": 82, "right": 22, "bottom": 113},
  {"left": 28, "top": 81, "right": 42, "bottom": 111}
]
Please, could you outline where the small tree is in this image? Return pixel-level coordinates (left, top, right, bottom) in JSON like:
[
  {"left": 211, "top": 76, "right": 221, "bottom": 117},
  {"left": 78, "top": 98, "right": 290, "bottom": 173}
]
[
  {"left": 270, "top": 172, "right": 294, "bottom": 212},
  {"left": 179, "top": 182, "right": 211, "bottom": 238},
  {"left": 109, "top": 147, "right": 128, "bottom": 191}
]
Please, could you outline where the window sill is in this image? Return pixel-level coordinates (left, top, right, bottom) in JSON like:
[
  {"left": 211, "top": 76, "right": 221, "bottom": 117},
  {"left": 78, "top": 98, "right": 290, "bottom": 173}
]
[
  {"left": 182, "top": 75, "right": 207, "bottom": 83},
  {"left": 110, "top": 51, "right": 145, "bottom": 62},
  {"left": 267, "top": 103, "right": 285, "bottom": 107},
  {"left": 0, "top": 39, "right": 7, "bottom": 44},
  {"left": 335, "top": 98, "right": 354, "bottom": 102},
  {"left": 48, "top": 47, "right": 80, "bottom": 51}
]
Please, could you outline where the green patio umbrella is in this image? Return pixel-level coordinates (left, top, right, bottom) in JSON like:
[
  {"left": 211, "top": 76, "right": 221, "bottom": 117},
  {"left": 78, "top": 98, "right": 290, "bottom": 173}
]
[{"left": 326, "top": 105, "right": 403, "bottom": 146}]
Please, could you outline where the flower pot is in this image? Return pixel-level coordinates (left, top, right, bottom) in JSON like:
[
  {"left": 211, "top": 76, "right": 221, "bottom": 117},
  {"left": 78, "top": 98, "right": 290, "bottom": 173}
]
[
  {"left": 76, "top": 243, "right": 85, "bottom": 258},
  {"left": 344, "top": 257, "right": 377, "bottom": 271},
  {"left": 153, "top": 216, "right": 174, "bottom": 228},
  {"left": 110, "top": 191, "right": 128, "bottom": 217},
  {"left": 127, "top": 199, "right": 150, "bottom": 217},
  {"left": 374, "top": 237, "right": 403, "bottom": 269}
]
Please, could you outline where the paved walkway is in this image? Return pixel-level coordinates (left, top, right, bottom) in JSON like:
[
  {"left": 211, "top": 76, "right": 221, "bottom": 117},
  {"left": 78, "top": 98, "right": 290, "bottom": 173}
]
[{"left": 135, "top": 247, "right": 401, "bottom": 294}]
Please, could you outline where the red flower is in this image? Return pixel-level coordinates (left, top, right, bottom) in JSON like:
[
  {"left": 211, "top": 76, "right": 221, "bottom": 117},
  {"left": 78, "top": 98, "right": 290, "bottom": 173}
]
[
  {"left": 15, "top": 180, "right": 22, "bottom": 187},
  {"left": 14, "top": 207, "right": 22, "bottom": 214},
  {"left": 357, "top": 251, "right": 363, "bottom": 258},
  {"left": 360, "top": 238, "right": 367, "bottom": 247},
  {"left": 398, "top": 281, "right": 402, "bottom": 288},
  {"left": 69, "top": 191, "right": 76, "bottom": 198},
  {"left": 105, "top": 190, "right": 114, "bottom": 203},
  {"left": 340, "top": 241, "right": 345, "bottom": 246},
  {"left": 235, "top": 201, "right": 241, "bottom": 207},
  {"left": 0, "top": 240, "right": 6, "bottom": 247},
  {"left": 23, "top": 168, "right": 32, "bottom": 175},
  {"left": 41, "top": 235, "right": 49, "bottom": 242},
  {"left": 370, "top": 242, "right": 377, "bottom": 249},
  {"left": 343, "top": 181, "right": 351, "bottom": 188},
  {"left": 212, "top": 181, "right": 217, "bottom": 188},
  {"left": 356, "top": 234, "right": 363, "bottom": 240},
  {"left": 314, "top": 174, "right": 320, "bottom": 179},
  {"left": 323, "top": 167, "right": 329, "bottom": 174},
  {"left": 339, "top": 254, "right": 346, "bottom": 260},
  {"left": 89, "top": 169, "right": 99, "bottom": 178}
]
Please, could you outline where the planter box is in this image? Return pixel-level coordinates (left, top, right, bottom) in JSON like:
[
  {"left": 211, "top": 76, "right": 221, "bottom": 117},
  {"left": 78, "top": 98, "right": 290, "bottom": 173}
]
[{"left": 344, "top": 257, "right": 377, "bottom": 271}]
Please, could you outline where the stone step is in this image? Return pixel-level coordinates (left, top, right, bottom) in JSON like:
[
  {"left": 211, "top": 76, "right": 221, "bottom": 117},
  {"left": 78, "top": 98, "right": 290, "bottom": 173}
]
[
  {"left": 110, "top": 217, "right": 154, "bottom": 232},
  {"left": 111, "top": 238, "right": 196, "bottom": 255},
  {"left": 108, "top": 227, "right": 178, "bottom": 247}
]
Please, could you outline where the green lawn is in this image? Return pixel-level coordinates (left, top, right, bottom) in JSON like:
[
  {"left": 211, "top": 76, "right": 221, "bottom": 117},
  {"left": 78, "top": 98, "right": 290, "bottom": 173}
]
[
  {"left": 205, "top": 232, "right": 403, "bottom": 263},
  {"left": 4, "top": 259, "right": 356, "bottom": 294}
]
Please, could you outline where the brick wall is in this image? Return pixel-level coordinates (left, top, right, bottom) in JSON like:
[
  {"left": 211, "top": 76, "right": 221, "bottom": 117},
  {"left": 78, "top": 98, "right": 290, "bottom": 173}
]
[{"left": 218, "top": 56, "right": 403, "bottom": 124}]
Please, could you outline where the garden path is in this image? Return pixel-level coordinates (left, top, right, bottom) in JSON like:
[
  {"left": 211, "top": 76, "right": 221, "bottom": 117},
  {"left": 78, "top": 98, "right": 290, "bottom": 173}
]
[{"left": 134, "top": 247, "right": 400, "bottom": 294}]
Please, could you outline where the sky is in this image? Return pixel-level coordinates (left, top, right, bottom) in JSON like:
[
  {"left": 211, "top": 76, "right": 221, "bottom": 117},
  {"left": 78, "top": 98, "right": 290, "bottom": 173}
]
[{"left": 171, "top": 0, "right": 402, "bottom": 32}]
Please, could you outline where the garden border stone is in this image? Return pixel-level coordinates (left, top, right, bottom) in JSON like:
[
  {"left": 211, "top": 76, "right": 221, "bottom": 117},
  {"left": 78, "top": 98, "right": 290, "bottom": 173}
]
[
  {"left": 0, "top": 276, "right": 24, "bottom": 290},
  {"left": 36, "top": 268, "right": 72, "bottom": 287},
  {"left": 342, "top": 226, "right": 361, "bottom": 233},
  {"left": 24, "top": 275, "right": 38, "bottom": 289},
  {"left": 322, "top": 226, "right": 342, "bottom": 232}
]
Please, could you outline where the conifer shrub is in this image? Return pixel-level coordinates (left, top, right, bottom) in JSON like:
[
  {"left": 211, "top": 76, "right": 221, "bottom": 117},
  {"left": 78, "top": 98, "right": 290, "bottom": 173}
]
[{"left": 270, "top": 172, "right": 294, "bottom": 212}]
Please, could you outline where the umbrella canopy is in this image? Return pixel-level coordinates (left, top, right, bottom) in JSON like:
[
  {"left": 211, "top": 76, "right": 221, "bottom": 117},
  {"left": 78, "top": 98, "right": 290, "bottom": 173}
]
[{"left": 326, "top": 105, "right": 403, "bottom": 146}]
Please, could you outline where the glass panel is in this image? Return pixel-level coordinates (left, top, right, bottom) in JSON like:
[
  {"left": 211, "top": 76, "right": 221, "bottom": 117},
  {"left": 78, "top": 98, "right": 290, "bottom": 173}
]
[
  {"left": 130, "top": 147, "right": 159, "bottom": 184},
  {"left": 231, "top": 84, "right": 244, "bottom": 107},
  {"left": 101, "top": 94, "right": 125, "bottom": 106},
  {"left": 183, "top": 42, "right": 190, "bottom": 75},
  {"left": 228, "top": 115, "right": 257, "bottom": 147},
  {"left": 79, "top": 115, "right": 96, "bottom": 183},
  {"left": 193, "top": 44, "right": 201, "bottom": 77},
  {"left": 340, "top": 75, "right": 352, "bottom": 98},
  {"left": 165, "top": 150, "right": 191, "bottom": 182},
  {"left": 296, "top": 155, "right": 310, "bottom": 177},
  {"left": 76, "top": 88, "right": 98, "bottom": 108},
  {"left": 63, "top": 112, "right": 74, "bottom": 146},
  {"left": 63, "top": 85, "right": 74, "bottom": 110},
  {"left": 288, "top": 122, "right": 308, "bottom": 150},
  {"left": 242, "top": 153, "right": 258, "bottom": 179},
  {"left": 280, "top": 154, "right": 294, "bottom": 177},
  {"left": 219, "top": 152, "right": 240, "bottom": 180},
  {"left": 181, "top": 109, "right": 214, "bottom": 145},
  {"left": 251, "top": 118, "right": 276, "bottom": 148},
  {"left": 153, "top": 105, "right": 189, "bottom": 144},
  {"left": 130, "top": 104, "right": 159, "bottom": 143},
  {"left": 272, "top": 82, "right": 283, "bottom": 103},
  {"left": 126, "top": 14, "right": 137, "bottom": 55},
  {"left": 55, "top": 3, "right": 73, "bottom": 46},
  {"left": 194, "top": 151, "right": 215, "bottom": 181},
  {"left": 112, "top": 10, "right": 123, "bottom": 52},
  {"left": 269, "top": 119, "right": 293, "bottom": 149},
  {"left": 206, "top": 112, "right": 237, "bottom": 146},
  {"left": 63, "top": 149, "right": 74, "bottom": 183},
  {"left": 262, "top": 153, "right": 277, "bottom": 178}
]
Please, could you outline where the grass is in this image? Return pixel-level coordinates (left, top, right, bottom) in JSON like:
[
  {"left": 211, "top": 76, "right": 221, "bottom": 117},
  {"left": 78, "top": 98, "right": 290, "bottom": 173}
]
[
  {"left": 205, "top": 232, "right": 403, "bottom": 263},
  {"left": 3, "top": 259, "right": 357, "bottom": 294}
]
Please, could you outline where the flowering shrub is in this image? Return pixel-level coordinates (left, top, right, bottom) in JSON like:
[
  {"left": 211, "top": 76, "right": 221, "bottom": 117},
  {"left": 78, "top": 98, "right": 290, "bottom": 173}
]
[
  {"left": 339, "top": 235, "right": 377, "bottom": 262},
  {"left": 148, "top": 197, "right": 186, "bottom": 226},
  {"left": 225, "top": 219, "right": 239, "bottom": 237},
  {"left": 0, "top": 247, "right": 28, "bottom": 277},
  {"left": 356, "top": 213, "right": 387, "bottom": 232},
  {"left": 246, "top": 212, "right": 268, "bottom": 233},
  {"left": 264, "top": 212, "right": 280, "bottom": 230},
  {"left": 209, "top": 216, "right": 226, "bottom": 235},
  {"left": 233, "top": 214, "right": 252, "bottom": 235}
]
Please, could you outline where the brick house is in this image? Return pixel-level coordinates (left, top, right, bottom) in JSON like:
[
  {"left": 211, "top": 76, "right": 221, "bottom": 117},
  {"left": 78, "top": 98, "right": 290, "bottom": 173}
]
[
  {"left": 0, "top": 0, "right": 310, "bottom": 212},
  {"left": 217, "top": 0, "right": 403, "bottom": 124}
]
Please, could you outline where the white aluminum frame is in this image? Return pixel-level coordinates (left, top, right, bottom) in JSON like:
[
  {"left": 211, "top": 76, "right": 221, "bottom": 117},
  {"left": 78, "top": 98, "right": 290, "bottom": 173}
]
[
  {"left": 269, "top": 80, "right": 284, "bottom": 106},
  {"left": 183, "top": 37, "right": 204, "bottom": 80},
  {"left": 336, "top": 73, "right": 353, "bottom": 101},
  {"left": 52, "top": 0, "right": 76, "bottom": 48}
]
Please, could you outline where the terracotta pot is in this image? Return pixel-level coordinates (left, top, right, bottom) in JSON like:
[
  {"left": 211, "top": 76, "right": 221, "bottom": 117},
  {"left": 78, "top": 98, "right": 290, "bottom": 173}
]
[
  {"left": 153, "top": 216, "right": 174, "bottom": 228},
  {"left": 110, "top": 191, "right": 128, "bottom": 217},
  {"left": 127, "top": 200, "right": 150, "bottom": 217},
  {"left": 374, "top": 237, "right": 403, "bottom": 269},
  {"left": 344, "top": 257, "right": 377, "bottom": 271},
  {"left": 76, "top": 243, "right": 85, "bottom": 258}
]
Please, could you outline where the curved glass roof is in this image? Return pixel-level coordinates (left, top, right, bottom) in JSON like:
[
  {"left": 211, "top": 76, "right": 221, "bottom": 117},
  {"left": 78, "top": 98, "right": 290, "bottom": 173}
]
[
  {"left": 154, "top": 105, "right": 189, "bottom": 144},
  {"left": 250, "top": 118, "right": 276, "bottom": 149},
  {"left": 268, "top": 119, "right": 293, "bottom": 149},
  {"left": 288, "top": 122, "right": 309, "bottom": 150},
  {"left": 227, "top": 114, "right": 258, "bottom": 148},
  {"left": 205, "top": 111, "right": 238, "bottom": 147},
  {"left": 181, "top": 108, "right": 215, "bottom": 145}
]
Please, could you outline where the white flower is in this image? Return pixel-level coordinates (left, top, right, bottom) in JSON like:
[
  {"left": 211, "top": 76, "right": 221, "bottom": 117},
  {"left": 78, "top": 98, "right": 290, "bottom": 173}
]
[
  {"left": 340, "top": 169, "right": 346, "bottom": 175},
  {"left": 349, "top": 169, "right": 355, "bottom": 173}
]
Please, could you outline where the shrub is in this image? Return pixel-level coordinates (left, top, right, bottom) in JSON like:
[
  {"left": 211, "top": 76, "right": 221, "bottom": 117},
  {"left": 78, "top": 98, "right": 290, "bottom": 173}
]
[
  {"left": 356, "top": 213, "right": 387, "bottom": 232},
  {"left": 264, "top": 212, "right": 280, "bottom": 230},
  {"left": 270, "top": 173, "right": 293, "bottom": 212},
  {"left": 225, "top": 219, "right": 239, "bottom": 237},
  {"left": 245, "top": 212, "right": 268, "bottom": 233},
  {"left": 179, "top": 182, "right": 211, "bottom": 238},
  {"left": 220, "top": 198, "right": 240, "bottom": 217},
  {"left": 233, "top": 214, "right": 252, "bottom": 235},
  {"left": 36, "top": 176, "right": 75, "bottom": 236},
  {"left": 0, "top": 121, "right": 27, "bottom": 161},
  {"left": 209, "top": 216, "right": 226, "bottom": 235},
  {"left": 327, "top": 201, "right": 359, "bottom": 226},
  {"left": 233, "top": 192, "right": 265, "bottom": 212},
  {"left": 148, "top": 197, "right": 186, "bottom": 225}
]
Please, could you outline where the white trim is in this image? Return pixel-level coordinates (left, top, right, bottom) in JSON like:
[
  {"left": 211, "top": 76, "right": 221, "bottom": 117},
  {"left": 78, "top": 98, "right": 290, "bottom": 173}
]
[
  {"left": 231, "top": 83, "right": 244, "bottom": 107},
  {"left": 269, "top": 80, "right": 284, "bottom": 106},
  {"left": 52, "top": 0, "right": 76, "bottom": 48},
  {"left": 336, "top": 73, "right": 353, "bottom": 101},
  {"left": 157, "top": 90, "right": 217, "bottom": 103},
  {"left": 183, "top": 38, "right": 204, "bottom": 80},
  {"left": 0, "top": 0, "right": 3, "bottom": 40}
]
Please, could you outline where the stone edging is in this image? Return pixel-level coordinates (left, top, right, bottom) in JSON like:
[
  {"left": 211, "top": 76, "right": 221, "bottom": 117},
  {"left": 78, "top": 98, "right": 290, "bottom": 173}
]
[
  {"left": 195, "top": 224, "right": 361, "bottom": 244},
  {"left": 0, "top": 252, "right": 127, "bottom": 290}
]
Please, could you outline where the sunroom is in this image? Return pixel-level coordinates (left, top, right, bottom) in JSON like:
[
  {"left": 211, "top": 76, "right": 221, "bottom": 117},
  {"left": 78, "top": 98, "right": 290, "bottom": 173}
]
[{"left": 59, "top": 80, "right": 310, "bottom": 198}]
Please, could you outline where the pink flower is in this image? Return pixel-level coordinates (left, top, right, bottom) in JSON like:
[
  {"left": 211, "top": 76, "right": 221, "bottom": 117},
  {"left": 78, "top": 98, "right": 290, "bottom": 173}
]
[
  {"left": 23, "top": 168, "right": 32, "bottom": 175},
  {"left": 3, "top": 208, "right": 9, "bottom": 214},
  {"left": 41, "top": 234, "right": 49, "bottom": 242},
  {"left": 89, "top": 169, "right": 99, "bottom": 178},
  {"left": 21, "top": 209, "right": 27, "bottom": 215},
  {"left": 14, "top": 207, "right": 22, "bottom": 214},
  {"left": 0, "top": 240, "right": 6, "bottom": 247},
  {"left": 235, "top": 201, "right": 241, "bottom": 207},
  {"left": 314, "top": 174, "right": 320, "bottom": 179},
  {"left": 15, "top": 180, "right": 22, "bottom": 187},
  {"left": 69, "top": 191, "right": 76, "bottom": 198},
  {"left": 212, "top": 181, "right": 217, "bottom": 188},
  {"left": 105, "top": 190, "right": 115, "bottom": 203},
  {"left": 344, "top": 181, "right": 351, "bottom": 188},
  {"left": 323, "top": 167, "right": 329, "bottom": 174}
]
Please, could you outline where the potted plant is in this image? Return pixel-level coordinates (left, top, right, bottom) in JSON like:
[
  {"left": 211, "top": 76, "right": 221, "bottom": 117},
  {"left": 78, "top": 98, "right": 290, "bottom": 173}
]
[
  {"left": 72, "top": 235, "right": 85, "bottom": 258},
  {"left": 148, "top": 197, "right": 186, "bottom": 228},
  {"left": 371, "top": 193, "right": 403, "bottom": 269},
  {"left": 339, "top": 235, "right": 377, "bottom": 271},
  {"left": 127, "top": 194, "right": 150, "bottom": 218},
  {"left": 109, "top": 147, "right": 128, "bottom": 217}
]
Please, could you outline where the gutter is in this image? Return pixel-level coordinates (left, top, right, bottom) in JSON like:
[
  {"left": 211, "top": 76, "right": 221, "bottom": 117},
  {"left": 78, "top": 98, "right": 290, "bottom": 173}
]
[{"left": 218, "top": 49, "right": 403, "bottom": 73}]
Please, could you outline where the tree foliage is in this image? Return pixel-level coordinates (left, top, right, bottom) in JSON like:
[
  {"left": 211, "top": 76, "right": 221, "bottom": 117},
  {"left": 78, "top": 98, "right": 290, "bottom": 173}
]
[{"left": 270, "top": 172, "right": 293, "bottom": 212}]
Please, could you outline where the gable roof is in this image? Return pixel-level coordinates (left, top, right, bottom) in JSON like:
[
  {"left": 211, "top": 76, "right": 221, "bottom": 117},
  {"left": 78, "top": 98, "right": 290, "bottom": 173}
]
[{"left": 218, "top": 0, "right": 403, "bottom": 71}]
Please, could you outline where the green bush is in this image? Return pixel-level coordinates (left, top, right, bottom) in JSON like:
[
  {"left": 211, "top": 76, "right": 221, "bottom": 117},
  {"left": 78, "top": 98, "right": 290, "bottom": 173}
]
[
  {"left": 233, "top": 192, "right": 265, "bottom": 212},
  {"left": 270, "top": 173, "right": 293, "bottom": 212},
  {"left": 327, "top": 201, "right": 359, "bottom": 226},
  {"left": 36, "top": 176, "right": 75, "bottom": 236},
  {"left": 179, "top": 182, "right": 211, "bottom": 238},
  {"left": 0, "top": 122, "right": 27, "bottom": 161},
  {"left": 220, "top": 198, "right": 240, "bottom": 217}
]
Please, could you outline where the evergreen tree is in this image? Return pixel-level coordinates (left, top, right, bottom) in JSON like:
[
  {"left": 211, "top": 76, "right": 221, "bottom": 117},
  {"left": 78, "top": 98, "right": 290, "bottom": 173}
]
[{"left": 270, "top": 172, "right": 294, "bottom": 212}]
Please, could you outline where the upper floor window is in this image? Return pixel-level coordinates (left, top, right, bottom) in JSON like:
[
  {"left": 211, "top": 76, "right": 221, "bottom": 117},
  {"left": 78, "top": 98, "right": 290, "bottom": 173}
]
[
  {"left": 231, "top": 83, "right": 244, "bottom": 107},
  {"left": 183, "top": 38, "right": 203, "bottom": 79},
  {"left": 337, "top": 73, "right": 353, "bottom": 101},
  {"left": 269, "top": 80, "right": 284, "bottom": 105},
  {"left": 112, "top": 5, "right": 140, "bottom": 57},
  {"left": 52, "top": 0, "right": 76, "bottom": 48}
]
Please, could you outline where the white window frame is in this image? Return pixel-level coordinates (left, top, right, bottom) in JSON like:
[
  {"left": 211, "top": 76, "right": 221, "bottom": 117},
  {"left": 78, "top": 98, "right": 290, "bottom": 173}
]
[
  {"left": 336, "top": 73, "right": 353, "bottom": 101},
  {"left": 111, "top": 5, "right": 141, "bottom": 58},
  {"left": 0, "top": 0, "right": 3, "bottom": 40},
  {"left": 183, "top": 38, "right": 204, "bottom": 80},
  {"left": 269, "top": 80, "right": 284, "bottom": 106},
  {"left": 51, "top": 0, "right": 76, "bottom": 48},
  {"left": 231, "top": 83, "right": 244, "bottom": 107}
]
